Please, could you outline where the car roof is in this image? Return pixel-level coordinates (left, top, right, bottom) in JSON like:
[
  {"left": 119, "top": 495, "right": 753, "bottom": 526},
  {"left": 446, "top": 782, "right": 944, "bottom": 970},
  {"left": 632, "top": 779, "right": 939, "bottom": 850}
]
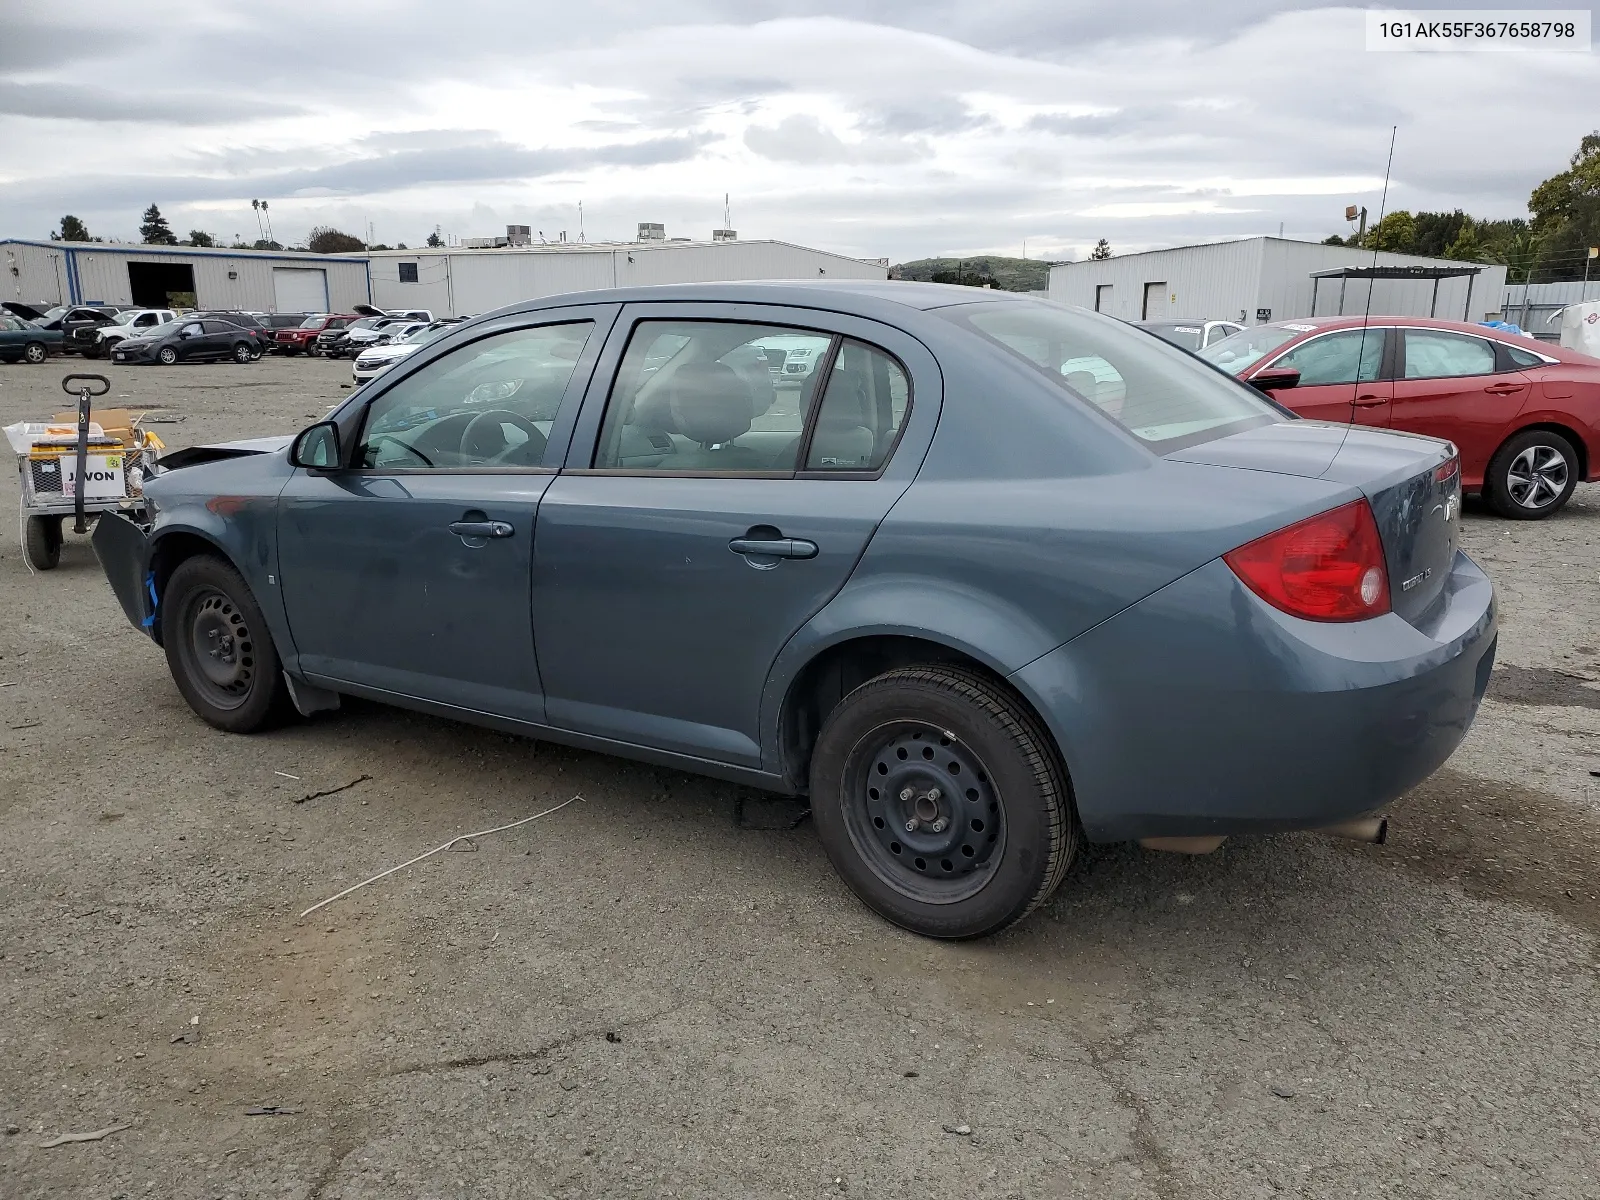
[{"left": 494, "top": 279, "right": 1034, "bottom": 320}]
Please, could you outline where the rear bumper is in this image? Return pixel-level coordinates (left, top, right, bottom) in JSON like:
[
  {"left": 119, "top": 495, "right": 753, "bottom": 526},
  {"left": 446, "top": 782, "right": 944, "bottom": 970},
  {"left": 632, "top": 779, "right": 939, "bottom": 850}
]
[{"left": 1012, "top": 550, "right": 1497, "bottom": 842}]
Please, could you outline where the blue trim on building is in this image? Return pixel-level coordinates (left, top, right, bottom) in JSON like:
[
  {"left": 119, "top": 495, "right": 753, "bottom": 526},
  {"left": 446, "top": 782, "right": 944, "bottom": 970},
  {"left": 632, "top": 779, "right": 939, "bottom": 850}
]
[
  {"left": 64, "top": 247, "right": 81, "bottom": 304},
  {"left": 0, "top": 238, "right": 369, "bottom": 267}
]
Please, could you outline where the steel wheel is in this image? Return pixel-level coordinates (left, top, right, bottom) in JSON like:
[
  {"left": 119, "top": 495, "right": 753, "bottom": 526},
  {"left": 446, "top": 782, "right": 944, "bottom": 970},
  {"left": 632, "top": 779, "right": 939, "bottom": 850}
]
[
  {"left": 1504, "top": 444, "right": 1568, "bottom": 510},
  {"left": 179, "top": 587, "right": 257, "bottom": 710},
  {"left": 844, "top": 722, "right": 1005, "bottom": 904}
]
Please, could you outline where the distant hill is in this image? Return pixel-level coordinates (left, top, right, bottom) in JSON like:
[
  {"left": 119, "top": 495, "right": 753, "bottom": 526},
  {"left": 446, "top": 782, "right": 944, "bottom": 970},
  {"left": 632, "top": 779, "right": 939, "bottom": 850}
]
[{"left": 890, "top": 255, "right": 1052, "bottom": 292}]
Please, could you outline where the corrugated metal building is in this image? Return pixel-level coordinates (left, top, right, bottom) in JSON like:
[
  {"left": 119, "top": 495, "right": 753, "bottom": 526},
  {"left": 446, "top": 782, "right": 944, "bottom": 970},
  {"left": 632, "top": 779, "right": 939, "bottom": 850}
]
[
  {"left": 1499, "top": 279, "right": 1600, "bottom": 340},
  {"left": 1, "top": 239, "right": 370, "bottom": 314},
  {"left": 368, "top": 239, "right": 889, "bottom": 318},
  {"left": 1049, "top": 237, "right": 1508, "bottom": 326}
]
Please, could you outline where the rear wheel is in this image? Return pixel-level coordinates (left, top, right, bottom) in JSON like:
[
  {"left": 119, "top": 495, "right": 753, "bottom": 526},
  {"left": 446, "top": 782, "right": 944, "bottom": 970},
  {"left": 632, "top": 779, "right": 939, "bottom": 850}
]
[
  {"left": 23, "top": 341, "right": 47, "bottom": 364},
  {"left": 1486, "top": 429, "right": 1578, "bottom": 519},
  {"left": 23, "top": 515, "right": 62, "bottom": 570},
  {"left": 161, "top": 555, "right": 289, "bottom": 732},
  {"left": 809, "top": 665, "right": 1076, "bottom": 939}
]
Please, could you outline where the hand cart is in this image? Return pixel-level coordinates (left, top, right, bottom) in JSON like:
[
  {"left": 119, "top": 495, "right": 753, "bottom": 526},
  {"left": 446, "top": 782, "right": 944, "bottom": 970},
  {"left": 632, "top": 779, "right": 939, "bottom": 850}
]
[{"left": 4, "top": 374, "right": 163, "bottom": 571}]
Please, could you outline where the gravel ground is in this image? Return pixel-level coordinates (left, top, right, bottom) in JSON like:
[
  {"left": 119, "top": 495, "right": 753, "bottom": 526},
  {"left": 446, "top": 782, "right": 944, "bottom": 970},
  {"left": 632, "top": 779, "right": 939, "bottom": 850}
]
[{"left": 1, "top": 355, "right": 1597, "bottom": 1199}]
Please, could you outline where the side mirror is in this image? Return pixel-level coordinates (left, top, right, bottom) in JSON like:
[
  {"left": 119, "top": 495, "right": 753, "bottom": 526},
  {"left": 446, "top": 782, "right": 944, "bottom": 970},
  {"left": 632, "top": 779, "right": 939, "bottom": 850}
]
[
  {"left": 1250, "top": 367, "right": 1301, "bottom": 391},
  {"left": 290, "top": 422, "right": 341, "bottom": 470}
]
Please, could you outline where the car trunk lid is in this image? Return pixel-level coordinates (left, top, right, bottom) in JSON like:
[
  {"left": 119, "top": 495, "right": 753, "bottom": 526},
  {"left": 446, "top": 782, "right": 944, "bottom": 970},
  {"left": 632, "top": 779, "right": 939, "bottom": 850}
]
[{"left": 1170, "top": 420, "right": 1461, "bottom": 625}]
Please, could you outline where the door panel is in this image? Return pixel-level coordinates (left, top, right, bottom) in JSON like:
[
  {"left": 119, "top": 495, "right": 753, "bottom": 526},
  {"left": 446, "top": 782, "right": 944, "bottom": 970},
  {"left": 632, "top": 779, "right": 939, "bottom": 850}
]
[
  {"left": 278, "top": 474, "right": 552, "bottom": 719},
  {"left": 1390, "top": 329, "right": 1530, "bottom": 486},
  {"left": 1261, "top": 327, "right": 1389, "bottom": 425},
  {"left": 532, "top": 475, "right": 908, "bottom": 763}
]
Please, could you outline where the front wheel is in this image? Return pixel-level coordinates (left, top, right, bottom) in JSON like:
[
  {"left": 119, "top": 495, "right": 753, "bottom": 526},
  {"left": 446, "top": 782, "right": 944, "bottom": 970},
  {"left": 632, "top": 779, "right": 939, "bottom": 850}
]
[
  {"left": 1486, "top": 429, "right": 1578, "bottom": 519},
  {"left": 233, "top": 341, "right": 252, "bottom": 364},
  {"left": 810, "top": 665, "right": 1076, "bottom": 939},
  {"left": 23, "top": 341, "right": 47, "bottom": 364},
  {"left": 161, "top": 555, "right": 290, "bottom": 732},
  {"left": 23, "top": 515, "right": 62, "bottom": 570},
  {"left": 157, "top": 346, "right": 178, "bottom": 365}
]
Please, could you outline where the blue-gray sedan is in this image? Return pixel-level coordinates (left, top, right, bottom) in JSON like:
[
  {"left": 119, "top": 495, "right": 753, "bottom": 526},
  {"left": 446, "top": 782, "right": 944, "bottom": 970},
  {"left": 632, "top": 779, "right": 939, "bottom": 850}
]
[{"left": 94, "top": 282, "right": 1496, "bottom": 938}]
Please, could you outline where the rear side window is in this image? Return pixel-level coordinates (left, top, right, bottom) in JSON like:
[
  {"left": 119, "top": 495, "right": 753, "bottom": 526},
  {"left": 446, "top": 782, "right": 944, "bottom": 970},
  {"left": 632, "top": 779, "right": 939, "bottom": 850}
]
[
  {"left": 1502, "top": 343, "right": 1546, "bottom": 369},
  {"left": 804, "top": 340, "right": 909, "bottom": 471},
  {"left": 1403, "top": 330, "right": 1496, "bottom": 379},
  {"left": 1271, "top": 329, "right": 1384, "bottom": 386},
  {"left": 949, "top": 301, "right": 1280, "bottom": 451}
]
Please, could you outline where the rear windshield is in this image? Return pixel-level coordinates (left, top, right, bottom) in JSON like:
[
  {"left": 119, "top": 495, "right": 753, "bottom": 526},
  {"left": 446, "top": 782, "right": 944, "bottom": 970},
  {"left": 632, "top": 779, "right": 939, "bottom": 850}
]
[
  {"left": 1195, "top": 326, "right": 1301, "bottom": 375},
  {"left": 943, "top": 300, "right": 1281, "bottom": 452}
]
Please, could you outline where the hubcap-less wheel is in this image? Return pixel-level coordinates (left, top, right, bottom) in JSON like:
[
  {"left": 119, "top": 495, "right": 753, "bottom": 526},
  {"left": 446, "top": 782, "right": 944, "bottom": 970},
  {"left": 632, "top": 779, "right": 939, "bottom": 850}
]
[
  {"left": 24, "top": 342, "right": 46, "bottom": 364},
  {"left": 1505, "top": 444, "right": 1568, "bottom": 510},
  {"left": 158, "top": 346, "right": 177, "bottom": 365},
  {"left": 844, "top": 723, "right": 1005, "bottom": 904},
  {"left": 183, "top": 588, "right": 256, "bottom": 709}
]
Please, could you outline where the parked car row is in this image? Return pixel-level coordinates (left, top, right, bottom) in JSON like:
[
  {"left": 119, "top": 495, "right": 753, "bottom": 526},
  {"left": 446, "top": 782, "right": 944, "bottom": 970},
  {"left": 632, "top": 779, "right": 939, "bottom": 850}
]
[{"left": 350, "top": 317, "right": 470, "bottom": 382}]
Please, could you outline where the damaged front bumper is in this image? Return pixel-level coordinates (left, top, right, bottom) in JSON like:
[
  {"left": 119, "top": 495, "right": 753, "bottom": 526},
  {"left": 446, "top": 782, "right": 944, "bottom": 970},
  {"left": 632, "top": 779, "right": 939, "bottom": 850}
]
[{"left": 93, "top": 510, "right": 158, "bottom": 639}]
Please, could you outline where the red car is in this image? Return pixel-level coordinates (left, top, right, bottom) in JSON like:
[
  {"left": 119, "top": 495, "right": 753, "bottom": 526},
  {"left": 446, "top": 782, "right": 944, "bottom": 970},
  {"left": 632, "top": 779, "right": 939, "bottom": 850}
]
[
  {"left": 274, "top": 313, "right": 357, "bottom": 355},
  {"left": 1199, "top": 316, "right": 1600, "bottom": 518}
]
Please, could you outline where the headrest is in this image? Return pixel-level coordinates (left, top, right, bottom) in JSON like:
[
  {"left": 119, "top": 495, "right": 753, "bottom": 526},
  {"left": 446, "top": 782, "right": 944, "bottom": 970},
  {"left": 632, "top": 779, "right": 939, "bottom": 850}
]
[{"left": 668, "top": 361, "right": 755, "bottom": 446}]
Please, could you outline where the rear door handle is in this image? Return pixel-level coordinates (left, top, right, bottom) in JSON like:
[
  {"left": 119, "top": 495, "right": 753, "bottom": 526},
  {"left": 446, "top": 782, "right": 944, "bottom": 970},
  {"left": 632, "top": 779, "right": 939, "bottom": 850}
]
[
  {"left": 729, "top": 537, "right": 818, "bottom": 560},
  {"left": 1484, "top": 383, "right": 1524, "bottom": 395},
  {"left": 1353, "top": 394, "right": 1388, "bottom": 407},
  {"left": 449, "top": 520, "right": 514, "bottom": 539}
]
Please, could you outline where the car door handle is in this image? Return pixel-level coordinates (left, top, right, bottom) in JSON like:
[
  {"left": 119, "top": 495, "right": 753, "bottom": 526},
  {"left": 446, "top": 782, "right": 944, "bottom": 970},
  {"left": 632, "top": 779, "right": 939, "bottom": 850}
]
[
  {"left": 1483, "top": 383, "right": 1524, "bottom": 395},
  {"left": 1353, "top": 394, "right": 1388, "bottom": 407},
  {"left": 449, "top": 520, "right": 514, "bottom": 539},
  {"left": 728, "top": 537, "right": 818, "bottom": 559}
]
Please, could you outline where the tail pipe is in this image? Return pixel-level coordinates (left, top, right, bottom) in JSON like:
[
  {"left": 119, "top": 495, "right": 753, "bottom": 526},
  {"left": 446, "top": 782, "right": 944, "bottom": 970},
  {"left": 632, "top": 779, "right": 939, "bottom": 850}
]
[{"left": 1316, "top": 816, "right": 1388, "bottom": 845}]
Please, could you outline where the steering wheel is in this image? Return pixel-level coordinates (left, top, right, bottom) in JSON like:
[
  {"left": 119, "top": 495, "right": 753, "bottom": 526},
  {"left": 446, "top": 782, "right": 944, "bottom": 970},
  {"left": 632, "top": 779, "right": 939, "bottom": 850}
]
[
  {"left": 370, "top": 433, "right": 434, "bottom": 468},
  {"left": 460, "top": 409, "right": 547, "bottom": 465}
]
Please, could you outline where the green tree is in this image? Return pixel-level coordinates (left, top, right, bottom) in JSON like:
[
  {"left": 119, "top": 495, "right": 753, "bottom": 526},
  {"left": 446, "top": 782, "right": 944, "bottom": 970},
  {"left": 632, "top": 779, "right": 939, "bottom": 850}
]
[
  {"left": 140, "top": 204, "right": 177, "bottom": 244},
  {"left": 396, "top": 242, "right": 409, "bottom": 250},
  {"left": 1322, "top": 234, "right": 1347, "bottom": 246},
  {"left": 1493, "top": 225, "right": 1543, "bottom": 285},
  {"left": 1442, "top": 221, "right": 1484, "bottom": 262},
  {"left": 1089, "top": 238, "right": 1111, "bottom": 260},
  {"left": 425, "top": 230, "right": 444, "bottom": 248},
  {"left": 52, "top": 215, "right": 91, "bottom": 242},
  {"left": 307, "top": 226, "right": 366, "bottom": 254},
  {"left": 187, "top": 230, "right": 215, "bottom": 247},
  {"left": 251, "top": 238, "right": 283, "bottom": 251},
  {"left": 1526, "top": 132, "right": 1600, "bottom": 281},
  {"left": 1365, "top": 210, "right": 1418, "bottom": 252}
]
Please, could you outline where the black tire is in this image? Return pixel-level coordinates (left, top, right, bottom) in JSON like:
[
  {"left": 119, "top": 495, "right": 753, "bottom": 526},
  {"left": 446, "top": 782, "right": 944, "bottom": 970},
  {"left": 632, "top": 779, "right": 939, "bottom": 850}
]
[
  {"left": 809, "top": 665, "right": 1076, "bottom": 939},
  {"left": 282, "top": 346, "right": 300, "bottom": 356},
  {"left": 161, "top": 555, "right": 290, "bottom": 733},
  {"left": 23, "top": 341, "right": 47, "bottom": 364},
  {"left": 82, "top": 344, "right": 103, "bottom": 360},
  {"left": 249, "top": 345, "right": 263, "bottom": 361},
  {"left": 157, "top": 345, "right": 178, "bottom": 366},
  {"left": 23, "top": 515, "right": 62, "bottom": 570},
  {"left": 232, "top": 341, "right": 252, "bottom": 364},
  {"left": 1485, "top": 429, "right": 1579, "bottom": 519}
]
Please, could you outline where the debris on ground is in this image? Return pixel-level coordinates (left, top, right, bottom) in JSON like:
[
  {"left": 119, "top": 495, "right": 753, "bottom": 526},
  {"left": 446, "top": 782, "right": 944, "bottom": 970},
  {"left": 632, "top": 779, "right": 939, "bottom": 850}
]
[
  {"left": 1270, "top": 1085, "right": 1297, "bottom": 1099},
  {"left": 36, "top": 1122, "right": 131, "bottom": 1147},
  {"left": 942, "top": 1123, "right": 972, "bottom": 1135},
  {"left": 605, "top": 1031, "right": 622, "bottom": 1043},
  {"left": 243, "top": 1106, "right": 302, "bottom": 1117},
  {"left": 294, "top": 774, "right": 372, "bottom": 804},
  {"left": 297, "top": 794, "right": 584, "bottom": 917}
]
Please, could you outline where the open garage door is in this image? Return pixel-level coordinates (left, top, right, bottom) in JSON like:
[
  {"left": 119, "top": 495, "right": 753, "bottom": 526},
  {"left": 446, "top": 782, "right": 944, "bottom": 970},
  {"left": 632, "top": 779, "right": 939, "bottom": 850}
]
[
  {"left": 272, "top": 267, "right": 328, "bottom": 314},
  {"left": 128, "top": 261, "right": 196, "bottom": 308}
]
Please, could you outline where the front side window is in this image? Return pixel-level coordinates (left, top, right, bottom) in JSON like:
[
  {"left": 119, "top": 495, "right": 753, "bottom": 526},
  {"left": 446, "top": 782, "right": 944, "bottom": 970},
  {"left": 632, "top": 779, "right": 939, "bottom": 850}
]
[
  {"left": 1403, "top": 330, "right": 1496, "bottom": 379},
  {"left": 1270, "top": 329, "right": 1384, "bottom": 386},
  {"left": 594, "top": 321, "right": 831, "bottom": 473},
  {"left": 950, "top": 300, "right": 1280, "bottom": 450},
  {"left": 358, "top": 321, "right": 594, "bottom": 470},
  {"left": 804, "top": 339, "right": 910, "bottom": 472}
]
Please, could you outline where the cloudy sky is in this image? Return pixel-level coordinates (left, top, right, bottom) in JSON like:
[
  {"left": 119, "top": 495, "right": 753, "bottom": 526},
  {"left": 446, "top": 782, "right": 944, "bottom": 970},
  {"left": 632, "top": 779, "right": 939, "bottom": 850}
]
[{"left": 1, "top": 1, "right": 1594, "bottom": 261}]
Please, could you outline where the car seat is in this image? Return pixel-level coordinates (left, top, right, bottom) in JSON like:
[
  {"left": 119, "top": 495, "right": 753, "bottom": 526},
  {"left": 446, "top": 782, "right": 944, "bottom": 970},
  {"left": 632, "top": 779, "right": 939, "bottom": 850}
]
[{"left": 664, "top": 361, "right": 769, "bottom": 470}]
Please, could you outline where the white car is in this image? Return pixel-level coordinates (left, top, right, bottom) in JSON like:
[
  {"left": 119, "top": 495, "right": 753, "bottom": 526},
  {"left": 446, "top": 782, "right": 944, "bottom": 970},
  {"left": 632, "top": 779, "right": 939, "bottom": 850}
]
[
  {"left": 351, "top": 322, "right": 458, "bottom": 383},
  {"left": 93, "top": 309, "right": 178, "bottom": 357},
  {"left": 752, "top": 334, "right": 827, "bottom": 385}
]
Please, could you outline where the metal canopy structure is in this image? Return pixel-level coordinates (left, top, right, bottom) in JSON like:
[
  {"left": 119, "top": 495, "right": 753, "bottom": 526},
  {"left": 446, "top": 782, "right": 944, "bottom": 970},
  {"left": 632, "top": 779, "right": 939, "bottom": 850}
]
[{"left": 1310, "top": 263, "right": 1484, "bottom": 320}]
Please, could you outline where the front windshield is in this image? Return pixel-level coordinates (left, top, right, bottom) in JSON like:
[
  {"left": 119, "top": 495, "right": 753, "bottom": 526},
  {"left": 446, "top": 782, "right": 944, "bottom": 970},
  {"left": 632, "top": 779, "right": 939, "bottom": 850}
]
[
  {"left": 298, "top": 316, "right": 326, "bottom": 329},
  {"left": 41, "top": 307, "right": 67, "bottom": 324},
  {"left": 400, "top": 326, "right": 448, "bottom": 346},
  {"left": 943, "top": 299, "right": 1281, "bottom": 451},
  {"left": 139, "top": 321, "right": 183, "bottom": 339},
  {"left": 1196, "top": 326, "right": 1301, "bottom": 375},
  {"left": 1142, "top": 323, "right": 1204, "bottom": 351}
]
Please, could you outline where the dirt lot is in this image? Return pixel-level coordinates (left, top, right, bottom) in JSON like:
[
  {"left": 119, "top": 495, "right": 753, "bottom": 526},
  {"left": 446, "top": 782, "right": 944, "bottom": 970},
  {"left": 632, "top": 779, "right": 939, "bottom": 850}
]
[{"left": 1, "top": 354, "right": 1597, "bottom": 1199}]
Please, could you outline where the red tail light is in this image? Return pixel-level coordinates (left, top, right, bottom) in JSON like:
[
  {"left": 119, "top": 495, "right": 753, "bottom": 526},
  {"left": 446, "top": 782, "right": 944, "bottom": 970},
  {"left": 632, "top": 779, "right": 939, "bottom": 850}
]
[{"left": 1224, "top": 499, "right": 1391, "bottom": 622}]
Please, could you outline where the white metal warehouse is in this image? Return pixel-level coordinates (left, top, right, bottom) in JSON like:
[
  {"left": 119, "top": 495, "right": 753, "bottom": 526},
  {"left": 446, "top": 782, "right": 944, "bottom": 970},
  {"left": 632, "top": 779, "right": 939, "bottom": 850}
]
[
  {"left": 1, "top": 239, "right": 370, "bottom": 314},
  {"left": 1050, "top": 237, "right": 1508, "bottom": 327},
  {"left": 368, "top": 239, "right": 889, "bottom": 318}
]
